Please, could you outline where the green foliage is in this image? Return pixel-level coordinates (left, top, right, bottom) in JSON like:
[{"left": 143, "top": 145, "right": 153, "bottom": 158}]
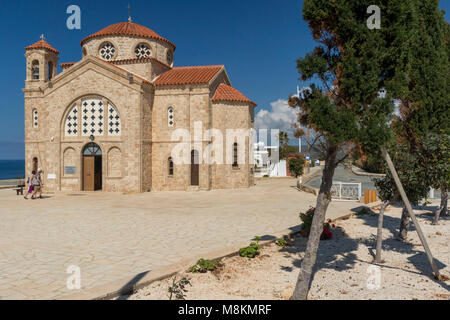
[
  {"left": 278, "top": 131, "right": 298, "bottom": 160},
  {"left": 275, "top": 238, "right": 288, "bottom": 247},
  {"left": 190, "top": 259, "right": 222, "bottom": 273},
  {"left": 419, "top": 133, "right": 450, "bottom": 190},
  {"left": 253, "top": 236, "right": 262, "bottom": 242},
  {"left": 288, "top": 155, "right": 305, "bottom": 177},
  {"left": 168, "top": 277, "right": 191, "bottom": 300},
  {"left": 299, "top": 207, "right": 316, "bottom": 233},
  {"left": 239, "top": 242, "right": 260, "bottom": 259},
  {"left": 355, "top": 208, "right": 370, "bottom": 216},
  {"left": 288, "top": 0, "right": 412, "bottom": 165},
  {"left": 374, "top": 141, "right": 430, "bottom": 205},
  {"left": 300, "top": 207, "right": 334, "bottom": 239}
]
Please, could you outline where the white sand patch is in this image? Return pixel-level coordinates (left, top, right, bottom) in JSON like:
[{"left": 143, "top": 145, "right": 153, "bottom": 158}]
[{"left": 127, "top": 206, "right": 450, "bottom": 300}]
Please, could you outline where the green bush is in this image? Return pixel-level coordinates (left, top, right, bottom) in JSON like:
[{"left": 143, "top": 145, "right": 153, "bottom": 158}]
[
  {"left": 355, "top": 208, "right": 370, "bottom": 216},
  {"left": 299, "top": 207, "right": 316, "bottom": 233},
  {"left": 189, "top": 258, "right": 222, "bottom": 273},
  {"left": 288, "top": 156, "right": 305, "bottom": 178},
  {"left": 275, "top": 238, "right": 288, "bottom": 247},
  {"left": 239, "top": 242, "right": 260, "bottom": 258}
]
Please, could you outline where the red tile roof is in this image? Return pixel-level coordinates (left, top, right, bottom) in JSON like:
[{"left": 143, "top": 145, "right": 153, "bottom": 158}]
[
  {"left": 91, "top": 56, "right": 152, "bottom": 85},
  {"left": 212, "top": 83, "right": 257, "bottom": 106},
  {"left": 25, "top": 39, "right": 59, "bottom": 54},
  {"left": 110, "top": 57, "right": 171, "bottom": 70},
  {"left": 60, "top": 62, "right": 75, "bottom": 68},
  {"left": 154, "top": 65, "right": 224, "bottom": 86},
  {"left": 80, "top": 22, "right": 175, "bottom": 50}
]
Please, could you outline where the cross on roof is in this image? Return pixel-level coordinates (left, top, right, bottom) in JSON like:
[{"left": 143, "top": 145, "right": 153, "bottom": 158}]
[
  {"left": 40, "top": 34, "right": 45, "bottom": 41},
  {"left": 128, "top": 4, "right": 132, "bottom": 23}
]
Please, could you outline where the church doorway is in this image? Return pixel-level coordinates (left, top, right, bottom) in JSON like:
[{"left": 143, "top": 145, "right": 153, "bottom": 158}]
[
  {"left": 191, "top": 150, "right": 199, "bottom": 186},
  {"left": 82, "top": 143, "right": 102, "bottom": 191}
]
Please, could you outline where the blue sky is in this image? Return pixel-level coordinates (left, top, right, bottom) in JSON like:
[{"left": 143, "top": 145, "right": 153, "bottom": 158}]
[{"left": 0, "top": 0, "right": 449, "bottom": 159}]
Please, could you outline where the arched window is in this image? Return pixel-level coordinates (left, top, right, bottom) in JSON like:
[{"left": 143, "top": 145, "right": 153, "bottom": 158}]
[
  {"left": 33, "top": 109, "right": 38, "bottom": 128},
  {"left": 168, "top": 157, "right": 174, "bottom": 176},
  {"left": 32, "top": 60, "right": 39, "bottom": 80},
  {"left": 167, "top": 51, "right": 173, "bottom": 66},
  {"left": 64, "top": 97, "right": 121, "bottom": 137},
  {"left": 168, "top": 107, "right": 174, "bottom": 127},
  {"left": 83, "top": 143, "right": 102, "bottom": 156},
  {"left": 233, "top": 143, "right": 238, "bottom": 167},
  {"left": 65, "top": 105, "right": 78, "bottom": 136},
  {"left": 48, "top": 62, "right": 53, "bottom": 81}
]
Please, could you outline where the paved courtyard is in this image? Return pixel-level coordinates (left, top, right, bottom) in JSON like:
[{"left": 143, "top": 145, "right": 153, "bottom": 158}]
[{"left": 0, "top": 178, "right": 361, "bottom": 299}]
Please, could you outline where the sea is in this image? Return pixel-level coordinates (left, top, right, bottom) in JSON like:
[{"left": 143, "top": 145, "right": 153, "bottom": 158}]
[{"left": 0, "top": 160, "right": 25, "bottom": 180}]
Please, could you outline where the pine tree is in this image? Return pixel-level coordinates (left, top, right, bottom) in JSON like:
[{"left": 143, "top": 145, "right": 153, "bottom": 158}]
[
  {"left": 289, "top": 0, "right": 415, "bottom": 300},
  {"left": 390, "top": 1, "right": 449, "bottom": 231}
]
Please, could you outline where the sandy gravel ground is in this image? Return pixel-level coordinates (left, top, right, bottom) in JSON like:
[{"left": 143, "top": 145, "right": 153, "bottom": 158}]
[{"left": 126, "top": 205, "right": 450, "bottom": 300}]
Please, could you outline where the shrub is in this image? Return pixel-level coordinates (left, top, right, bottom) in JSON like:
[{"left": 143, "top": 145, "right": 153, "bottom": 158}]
[
  {"left": 190, "top": 258, "right": 222, "bottom": 273},
  {"left": 288, "top": 156, "right": 305, "bottom": 178},
  {"left": 355, "top": 207, "right": 370, "bottom": 216},
  {"left": 239, "top": 242, "right": 260, "bottom": 258},
  {"left": 299, "top": 207, "right": 316, "bottom": 233},
  {"left": 168, "top": 277, "right": 191, "bottom": 300},
  {"left": 275, "top": 238, "right": 288, "bottom": 247},
  {"left": 299, "top": 207, "right": 334, "bottom": 240}
]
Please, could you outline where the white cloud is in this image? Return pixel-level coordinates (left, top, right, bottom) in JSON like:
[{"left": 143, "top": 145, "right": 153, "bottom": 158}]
[
  {"left": 254, "top": 99, "right": 300, "bottom": 146},
  {"left": 255, "top": 99, "right": 298, "bottom": 132}
]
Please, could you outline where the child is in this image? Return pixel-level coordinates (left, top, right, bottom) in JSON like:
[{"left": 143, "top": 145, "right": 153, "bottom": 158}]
[{"left": 24, "top": 170, "right": 36, "bottom": 200}]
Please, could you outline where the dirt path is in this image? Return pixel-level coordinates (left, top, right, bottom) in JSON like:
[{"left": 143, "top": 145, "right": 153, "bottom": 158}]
[{"left": 127, "top": 205, "right": 450, "bottom": 300}]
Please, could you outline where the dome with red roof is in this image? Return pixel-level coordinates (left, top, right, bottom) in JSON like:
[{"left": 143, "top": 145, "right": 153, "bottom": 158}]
[{"left": 80, "top": 22, "right": 175, "bottom": 50}]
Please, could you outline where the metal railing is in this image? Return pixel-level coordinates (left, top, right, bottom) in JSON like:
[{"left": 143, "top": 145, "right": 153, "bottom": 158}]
[{"left": 331, "top": 181, "right": 362, "bottom": 201}]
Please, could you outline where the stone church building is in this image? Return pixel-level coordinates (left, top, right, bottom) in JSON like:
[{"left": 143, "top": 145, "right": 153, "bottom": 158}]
[{"left": 24, "top": 21, "right": 256, "bottom": 193}]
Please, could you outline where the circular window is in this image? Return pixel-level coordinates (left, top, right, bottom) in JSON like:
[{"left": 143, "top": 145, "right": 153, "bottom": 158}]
[
  {"left": 135, "top": 43, "right": 152, "bottom": 58},
  {"left": 99, "top": 42, "right": 116, "bottom": 61},
  {"left": 167, "top": 51, "right": 173, "bottom": 65}
]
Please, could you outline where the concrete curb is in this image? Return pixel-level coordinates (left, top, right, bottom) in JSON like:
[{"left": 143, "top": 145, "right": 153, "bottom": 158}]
[
  {"left": 59, "top": 225, "right": 301, "bottom": 300},
  {"left": 351, "top": 165, "right": 385, "bottom": 178},
  {"left": 58, "top": 201, "right": 382, "bottom": 301}
]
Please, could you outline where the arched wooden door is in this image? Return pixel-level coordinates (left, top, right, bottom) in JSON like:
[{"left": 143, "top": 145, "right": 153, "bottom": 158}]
[
  {"left": 83, "top": 143, "right": 102, "bottom": 191},
  {"left": 191, "top": 150, "right": 199, "bottom": 186}
]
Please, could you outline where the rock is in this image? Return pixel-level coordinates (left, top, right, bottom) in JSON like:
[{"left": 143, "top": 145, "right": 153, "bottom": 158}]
[
  {"left": 436, "top": 232, "right": 442, "bottom": 236},
  {"left": 281, "top": 286, "right": 293, "bottom": 300}
]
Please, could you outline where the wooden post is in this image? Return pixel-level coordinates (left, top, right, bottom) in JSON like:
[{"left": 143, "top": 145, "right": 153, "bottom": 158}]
[
  {"left": 380, "top": 146, "right": 440, "bottom": 279},
  {"left": 371, "top": 190, "right": 377, "bottom": 203},
  {"left": 365, "top": 190, "right": 370, "bottom": 204}
]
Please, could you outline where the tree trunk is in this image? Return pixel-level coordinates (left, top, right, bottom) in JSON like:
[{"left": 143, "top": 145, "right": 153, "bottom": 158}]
[
  {"left": 291, "top": 146, "right": 338, "bottom": 300},
  {"left": 375, "top": 201, "right": 389, "bottom": 263},
  {"left": 398, "top": 206, "right": 410, "bottom": 241},
  {"left": 433, "top": 185, "right": 448, "bottom": 225}
]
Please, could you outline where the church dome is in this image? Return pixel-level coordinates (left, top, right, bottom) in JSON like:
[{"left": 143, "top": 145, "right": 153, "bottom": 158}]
[{"left": 80, "top": 22, "right": 176, "bottom": 50}]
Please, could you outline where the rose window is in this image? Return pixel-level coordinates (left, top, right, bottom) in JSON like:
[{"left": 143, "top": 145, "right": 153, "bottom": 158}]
[
  {"left": 99, "top": 42, "right": 116, "bottom": 61},
  {"left": 135, "top": 44, "right": 152, "bottom": 58}
]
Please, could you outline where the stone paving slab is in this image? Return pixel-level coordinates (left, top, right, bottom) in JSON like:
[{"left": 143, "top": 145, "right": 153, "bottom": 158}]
[{"left": 0, "top": 178, "right": 368, "bottom": 300}]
